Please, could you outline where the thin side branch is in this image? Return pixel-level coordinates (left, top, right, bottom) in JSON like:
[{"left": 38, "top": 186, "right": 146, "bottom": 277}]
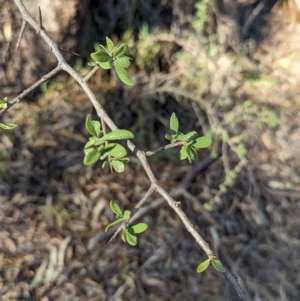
[
  {"left": 0, "top": 65, "right": 61, "bottom": 115},
  {"left": 107, "top": 220, "right": 127, "bottom": 245},
  {"left": 242, "top": 0, "right": 266, "bottom": 39},
  {"left": 133, "top": 184, "right": 155, "bottom": 211},
  {"left": 146, "top": 141, "right": 185, "bottom": 156},
  {"left": 38, "top": 6, "right": 43, "bottom": 29},
  {"left": 16, "top": 20, "right": 26, "bottom": 54},
  {"left": 58, "top": 47, "right": 81, "bottom": 57},
  {"left": 83, "top": 66, "right": 100, "bottom": 82}
]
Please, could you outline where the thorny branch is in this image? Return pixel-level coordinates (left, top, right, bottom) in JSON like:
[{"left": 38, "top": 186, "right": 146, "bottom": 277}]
[{"left": 9, "top": 1, "right": 249, "bottom": 300}]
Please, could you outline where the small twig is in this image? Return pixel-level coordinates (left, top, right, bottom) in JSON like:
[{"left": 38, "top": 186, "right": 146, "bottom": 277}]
[
  {"left": 242, "top": 0, "right": 266, "bottom": 39},
  {"left": 15, "top": 20, "right": 26, "bottom": 54},
  {"left": 58, "top": 47, "right": 81, "bottom": 57},
  {"left": 107, "top": 277, "right": 132, "bottom": 301},
  {"left": 38, "top": 6, "right": 43, "bottom": 29},
  {"left": 83, "top": 66, "right": 100, "bottom": 82},
  {"left": 133, "top": 184, "right": 155, "bottom": 212},
  {"left": 221, "top": 132, "right": 230, "bottom": 173},
  {"left": 145, "top": 141, "right": 185, "bottom": 156},
  {"left": 107, "top": 220, "right": 127, "bottom": 245},
  {"left": 0, "top": 65, "right": 61, "bottom": 115}
]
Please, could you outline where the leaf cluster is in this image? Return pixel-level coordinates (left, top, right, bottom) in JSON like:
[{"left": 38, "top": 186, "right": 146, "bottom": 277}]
[
  {"left": 84, "top": 114, "right": 134, "bottom": 172},
  {"left": 165, "top": 113, "right": 212, "bottom": 163},
  {"left": 89, "top": 37, "right": 134, "bottom": 86},
  {"left": 106, "top": 201, "right": 148, "bottom": 246}
]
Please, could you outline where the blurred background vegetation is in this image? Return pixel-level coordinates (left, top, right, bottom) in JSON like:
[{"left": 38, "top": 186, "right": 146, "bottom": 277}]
[{"left": 1, "top": 0, "right": 300, "bottom": 300}]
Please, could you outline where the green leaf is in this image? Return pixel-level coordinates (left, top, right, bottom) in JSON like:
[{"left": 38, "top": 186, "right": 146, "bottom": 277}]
[
  {"left": 84, "top": 145, "right": 95, "bottom": 154},
  {"left": 97, "top": 144, "right": 105, "bottom": 153},
  {"left": 170, "top": 112, "right": 179, "bottom": 134},
  {"left": 179, "top": 145, "right": 188, "bottom": 160},
  {"left": 114, "top": 60, "right": 134, "bottom": 86},
  {"left": 88, "top": 61, "right": 97, "bottom": 67},
  {"left": 191, "top": 136, "right": 212, "bottom": 149},
  {"left": 95, "top": 43, "right": 105, "bottom": 52},
  {"left": 105, "top": 218, "right": 124, "bottom": 232},
  {"left": 0, "top": 123, "right": 17, "bottom": 130},
  {"left": 91, "top": 138, "right": 111, "bottom": 147},
  {"left": 115, "top": 56, "right": 131, "bottom": 68},
  {"left": 112, "top": 159, "right": 125, "bottom": 173},
  {"left": 130, "top": 223, "right": 148, "bottom": 234},
  {"left": 110, "top": 200, "right": 123, "bottom": 216},
  {"left": 85, "top": 114, "right": 94, "bottom": 136},
  {"left": 113, "top": 43, "right": 128, "bottom": 57},
  {"left": 105, "top": 143, "right": 127, "bottom": 159},
  {"left": 85, "top": 115, "right": 102, "bottom": 137},
  {"left": 123, "top": 229, "right": 137, "bottom": 246},
  {"left": 123, "top": 210, "right": 131, "bottom": 219},
  {"left": 106, "top": 37, "right": 115, "bottom": 52},
  {"left": 119, "top": 158, "right": 129, "bottom": 165},
  {"left": 0, "top": 97, "right": 8, "bottom": 109},
  {"left": 106, "top": 129, "right": 134, "bottom": 140},
  {"left": 84, "top": 144, "right": 96, "bottom": 154},
  {"left": 101, "top": 142, "right": 115, "bottom": 151},
  {"left": 91, "top": 121, "right": 102, "bottom": 137},
  {"left": 197, "top": 259, "right": 211, "bottom": 273},
  {"left": 102, "top": 160, "right": 109, "bottom": 169},
  {"left": 176, "top": 131, "right": 198, "bottom": 141},
  {"left": 98, "top": 61, "right": 113, "bottom": 69},
  {"left": 121, "top": 230, "right": 127, "bottom": 243},
  {"left": 211, "top": 259, "right": 225, "bottom": 273},
  {"left": 100, "top": 153, "right": 108, "bottom": 160},
  {"left": 98, "top": 129, "right": 134, "bottom": 143},
  {"left": 165, "top": 133, "right": 172, "bottom": 141},
  {"left": 84, "top": 137, "right": 98, "bottom": 151},
  {"left": 83, "top": 148, "right": 101, "bottom": 165},
  {"left": 91, "top": 50, "right": 111, "bottom": 63},
  {"left": 186, "top": 146, "right": 198, "bottom": 162},
  {"left": 84, "top": 137, "right": 105, "bottom": 153}
]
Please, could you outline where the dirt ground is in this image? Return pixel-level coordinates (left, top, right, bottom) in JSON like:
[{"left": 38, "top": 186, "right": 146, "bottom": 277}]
[{"left": 1, "top": 0, "right": 300, "bottom": 300}]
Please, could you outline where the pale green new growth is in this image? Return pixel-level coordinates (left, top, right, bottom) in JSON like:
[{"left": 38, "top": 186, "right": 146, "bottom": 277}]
[
  {"left": 90, "top": 37, "right": 134, "bottom": 86},
  {"left": 170, "top": 112, "right": 179, "bottom": 134},
  {"left": 106, "top": 201, "right": 148, "bottom": 246},
  {"left": 197, "top": 258, "right": 225, "bottom": 274},
  {"left": 211, "top": 259, "right": 225, "bottom": 273},
  {"left": 197, "top": 258, "right": 211, "bottom": 273},
  {"left": 165, "top": 112, "right": 212, "bottom": 163}
]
